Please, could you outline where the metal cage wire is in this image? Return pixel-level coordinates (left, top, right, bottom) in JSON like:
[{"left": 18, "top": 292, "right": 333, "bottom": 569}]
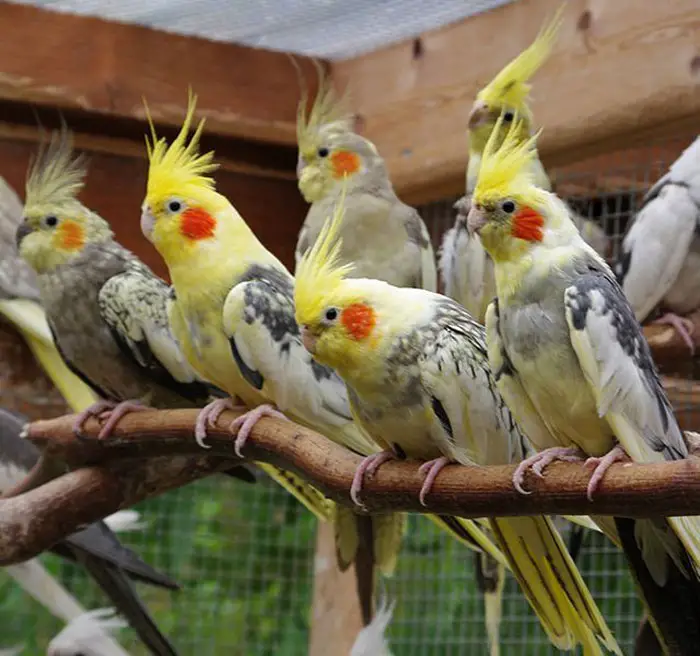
[{"left": 1, "top": 134, "right": 698, "bottom": 655}]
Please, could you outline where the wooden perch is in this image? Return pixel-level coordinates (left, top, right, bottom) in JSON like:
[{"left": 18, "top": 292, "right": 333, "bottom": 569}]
[
  {"left": 643, "top": 309, "right": 700, "bottom": 363},
  {"left": 1, "top": 408, "right": 699, "bottom": 566}
]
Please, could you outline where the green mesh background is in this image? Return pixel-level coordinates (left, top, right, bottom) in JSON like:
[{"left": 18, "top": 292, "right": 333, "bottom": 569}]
[{"left": 1, "top": 136, "right": 696, "bottom": 654}]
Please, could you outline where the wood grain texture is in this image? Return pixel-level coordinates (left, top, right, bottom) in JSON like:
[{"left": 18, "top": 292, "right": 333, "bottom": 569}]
[
  {"left": 333, "top": 0, "right": 700, "bottom": 204},
  {"left": 0, "top": 136, "right": 308, "bottom": 274},
  {"left": 0, "top": 2, "right": 322, "bottom": 145}
]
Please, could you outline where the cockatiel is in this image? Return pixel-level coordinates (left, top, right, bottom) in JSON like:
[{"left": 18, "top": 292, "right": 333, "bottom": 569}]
[
  {"left": 139, "top": 92, "right": 506, "bottom": 626},
  {"left": 294, "top": 198, "right": 621, "bottom": 655},
  {"left": 294, "top": 70, "right": 436, "bottom": 291},
  {"left": 614, "top": 135, "right": 700, "bottom": 354},
  {"left": 0, "top": 408, "right": 178, "bottom": 656},
  {"left": 0, "top": 176, "right": 96, "bottom": 412},
  {"left": 14, "top": 129, "right": 335, "bottom": 525},
  {"left": 440, "top": 8, "right": 608, "bottom": 324},
  {"left": 469, "top": 113, "right": 700, "bottom": 653}
]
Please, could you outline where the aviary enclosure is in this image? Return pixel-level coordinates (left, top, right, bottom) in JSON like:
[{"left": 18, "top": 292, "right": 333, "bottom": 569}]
[{"left": 0, "top": 0, "right": 698, "bottom": 654}]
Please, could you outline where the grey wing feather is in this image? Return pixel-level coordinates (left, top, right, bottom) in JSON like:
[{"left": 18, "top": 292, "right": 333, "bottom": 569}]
[
  {"left": 564, "top": 268, "right": 686, "bottom": 462},
  {"left": 0, "top": 177, "right": 41, "bottom": 302},
  {"left": 98, "top": 268, "right": 212, "bottom": 403}
]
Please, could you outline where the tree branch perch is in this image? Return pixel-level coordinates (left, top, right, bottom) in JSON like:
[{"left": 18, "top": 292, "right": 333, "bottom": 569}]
[{"left": 0, "top": 408, "right": 698, "bottom": 566}]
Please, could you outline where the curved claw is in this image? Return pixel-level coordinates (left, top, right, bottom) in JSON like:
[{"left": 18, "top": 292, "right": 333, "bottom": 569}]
[
  {"left": 653, "top": 312, "right": 696, "bottom": 355},
  {"left": 194, "top": 398, "right": 235, "bottom": 449},
  {"left": 228, "top": 404, "right": 288, "bottom": 457},
  {"left": 96, "top": 401, "right": 148, "bottom": 439},
  {"left": 511, "top": 447, "right": 585, "bottom": 495},
  {"left": 72, "top": 400, "right": 117, "bottom": 439},
  {"left": 417, "top": 457, "right": 450, "bottom": 506},
  {"left": 350, "top": 451, "right": 395, "bottom": 508},
  {"left": 584, "top": 445, "right": 629, "bottom": 500}
]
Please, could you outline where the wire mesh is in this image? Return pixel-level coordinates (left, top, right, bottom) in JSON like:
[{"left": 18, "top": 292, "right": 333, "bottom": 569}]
[{"left": 1, "top": 135, "right": 698, "bottom": 655}]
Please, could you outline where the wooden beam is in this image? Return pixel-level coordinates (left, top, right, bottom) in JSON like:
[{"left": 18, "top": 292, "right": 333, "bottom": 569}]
[
  {"left": 0, "top": 2, "right": 322, "bottom": 146},
  {"left": 333, "top": 0, "right": 700, "bottom": 205},
  {"left": 0, "top": 136, "right": 308, "bottom": 275}
]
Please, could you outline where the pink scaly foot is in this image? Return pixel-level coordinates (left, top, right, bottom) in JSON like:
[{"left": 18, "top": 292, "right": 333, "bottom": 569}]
[
  {"left": 350, "top": 451, "right": 396, "bottom": 507},
  {"left": 73, "top": 400, "right": 117, "bottom": 438},
  {"left": 417, "top": 457, "right": 451, "bottom": 506},
  {"left": 584, "top": 444, "right": 630, "bottom": 500},
  {"left": 512, "top": 446, "right": 586, "bottom": 495},
  {"left": 95, "top": 400, "right": 149, "bottom": 439},
  {"left": 653, "top": 312, "right": 696, "bottom": 355},
  {"left": 228, "top": 404, "right": 289, "bottom": 457},
  {"left": 194, "top": 398, "right": 236, "bottom": 449}
]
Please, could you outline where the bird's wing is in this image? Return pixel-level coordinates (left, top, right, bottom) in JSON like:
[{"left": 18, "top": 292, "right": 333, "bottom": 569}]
[
  {"left": 393, "top": 202, "right": 437, "bottom": 292},
  {"left": 222, "top": 276, "right": 377, "bottom": 455},
  {"left": 643, "top": 136, "right": 700, "bottom": 205},
  {"left": 615, "top": 184, "right": 698, "bottom": 322},
  {"left": 98, "top": 268, "right": 214, "bottom": 404},
  {"left": 294, "top": 221, "right": 312, "bottom": 273},
  {"left": 564, "top": 269, "right": 700, "bottom": 569}
]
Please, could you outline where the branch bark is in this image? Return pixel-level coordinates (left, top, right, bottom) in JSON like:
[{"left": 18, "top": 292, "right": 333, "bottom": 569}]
[{"left": 0, "top": 409, "right": 696, "bottom": 567}]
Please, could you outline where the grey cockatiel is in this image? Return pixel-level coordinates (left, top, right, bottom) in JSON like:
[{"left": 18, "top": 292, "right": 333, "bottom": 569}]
[
  {"left": 0, "top": 408, "right": 178, "bottom": 656},
  {"left": 0, "top": 176, "right": 96, "bottom": 412},
  {"left": 469, "top": 115, "right": 700, "bottom": 654},
  {"left": 615, "top": 135, "right": 700, "bottom": 354},
  {"left": 13, "top": 128, "right": 254, "bottom": 491},
  {"left": 294, "top": 74, "right": 436, "bottom": 292}
]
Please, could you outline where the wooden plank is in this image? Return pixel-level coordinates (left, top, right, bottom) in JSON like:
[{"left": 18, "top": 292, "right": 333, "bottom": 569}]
[
  {"left": 0, "top": 137, "right": 307, "bottom": 275},
  {"left": 333, "top": 0, "right": 700, "bottom": 205},
  {"left": 308, "top": 523, "right": 363, "bottom": 656},
  {"left": 0, "top": 2, "right": 323, "bottom": 146}
]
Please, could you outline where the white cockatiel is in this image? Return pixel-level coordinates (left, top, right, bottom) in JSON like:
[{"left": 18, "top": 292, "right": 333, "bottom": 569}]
[
  {"left": 295, "top": 71, "right": 436, "bottom": 292},
  {"left": 615, "top": 135, "right": 700, "bottom": 353},
  {"left": 469, "top": 113, "right": 700, "bottom": 653},
  {"left": 440, "top": 9, "right": 609, "bottom": 324}
]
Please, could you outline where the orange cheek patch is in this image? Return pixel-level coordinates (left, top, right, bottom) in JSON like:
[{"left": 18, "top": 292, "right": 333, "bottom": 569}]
[
  {"left": 512, "top": 206, "right": 545, "bottom": 242},
  {"left": 341, "top": 303, "right": 376, "bottom": 340},
  {"left": 58, "top": 220, "right": 85, "bottom": 251},
  {"left": 180, "top": 208, "right": 217, "bottom": 241},
  {"left": 331, "top": 150, "right": 361, "bottom": 179}
]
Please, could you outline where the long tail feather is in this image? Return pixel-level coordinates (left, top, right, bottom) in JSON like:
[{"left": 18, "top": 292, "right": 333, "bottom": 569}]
[
  {"left": 490, "top": 516, "right": 621, "bottom": 654},
  {"left": 474, "top": 552, "right": 505, "bottom": 656},
  {"left": 427, "top": 515, "right": 508, "bottom": 568}
]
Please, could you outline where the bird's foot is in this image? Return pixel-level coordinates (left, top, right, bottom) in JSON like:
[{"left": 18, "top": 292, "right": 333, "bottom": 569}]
[
  {"left": 584, "top": 445, "right": 630, "bottom": 500},
  {"left": 228, "top": 404, "right": 288, "bottom": 458},
  {"left": 417, "top": 457, "right": 451, "bottom": 506},
  {"left": 94, "top": 400, "right": 149, "bottom": 439},
  {"left": 73, "top": 400, "right": 118, "bottom": 439},
  {"left": 653, "top": 312, "right": 696, "bottom": 355},
  {"left": 350, "top": 451, "right": 396, "bottom": 508},
  {"left": 194, "top": 398, "right": 235, "bottom": 449},
  {"left": 512, "top": 446, "right": 586, "bottom": 494}
]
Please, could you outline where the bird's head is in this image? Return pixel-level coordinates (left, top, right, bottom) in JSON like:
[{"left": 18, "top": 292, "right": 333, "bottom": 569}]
[
  {"left": 467, "top": 112, "right": 555, "bottom": 263},
  {"left": 295, "top": 183, "right": 384, "bottom": 373},
  {"left": 17, "top": 129, "right": 113, "bottom": 274},
  {"left": 296, "top": 72, "right": 384, "bottom": 203},
  {"left": 141, "top": 91, "right": 235, "bottom": 267},
  {"left": 467, "top": 7, "right": 562, "bottom": 154}
]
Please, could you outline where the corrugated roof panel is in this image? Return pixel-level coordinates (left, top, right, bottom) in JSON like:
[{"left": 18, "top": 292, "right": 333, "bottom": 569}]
[{"left": 10, "top": 0, "right": 516, "bottom": 59}]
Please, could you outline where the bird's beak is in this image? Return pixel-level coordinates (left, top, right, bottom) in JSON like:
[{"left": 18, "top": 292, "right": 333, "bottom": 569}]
[
  {"left": 15, "top": 221, "right": 32, "bottom": 249},
  {"left": 467, "top": 206, "right": 488, "bottom": 235},
  {"left": 300, "top": 325, "right": 318, "bottom": 354},
  {"left": 140, "top": 205, "right": 155, "bottom": 241},
  {"left": 467, "top": 100, "right": 489, "bottom": 130}
]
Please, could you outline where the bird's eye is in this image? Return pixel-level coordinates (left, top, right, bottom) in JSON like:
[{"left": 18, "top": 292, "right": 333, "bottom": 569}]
[
  {"left": 503, "top": 111, "right": 514, "bottom": 122},
  {"left": 44, "top": 215, "right": 58, "bottom": 227},
  {"left": 324, "top": 307, "right": 338, "bottom": 322},
  {"left": 501, "top": 200, "right": 515, "bottom": 213},
  {"left": 168, "top": 200, "right": 182, "bottom": 213},
  {"left": 317, "top": 147, "right": 329, "bottom": 158}
]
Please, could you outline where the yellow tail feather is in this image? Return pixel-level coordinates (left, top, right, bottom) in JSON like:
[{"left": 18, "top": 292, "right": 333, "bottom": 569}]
[
  {"left": 373, "top": 512, "right": 407, "bottom": 577},
  {"left": 426, "top": 515, "right": 509, "bottom": 568},
  {"left": 0, "top": 299, "right": 97, "bottom": 412},
  {"left": 490, "top": 516, "right": 621, "bottom": 654}
]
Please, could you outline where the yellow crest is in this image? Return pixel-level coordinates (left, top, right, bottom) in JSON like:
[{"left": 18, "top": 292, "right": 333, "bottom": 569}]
[
  {"left": 295, "top": 180, "right": 353, "bottom": 324},
  {"left": 144, "top": 89, "right": 219, "bottom": 201},
  {"left": 296, "top": 60, "right": 354, "bottom": 157},
  {"left": 473, "top": 111, "right": 543, "bottom": 205},
  {"left": 476, "top": 5, "right": 564, "bottom": 115},
  {"left": 25, "top": 127, "right": 86, "bottom": 213}
]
